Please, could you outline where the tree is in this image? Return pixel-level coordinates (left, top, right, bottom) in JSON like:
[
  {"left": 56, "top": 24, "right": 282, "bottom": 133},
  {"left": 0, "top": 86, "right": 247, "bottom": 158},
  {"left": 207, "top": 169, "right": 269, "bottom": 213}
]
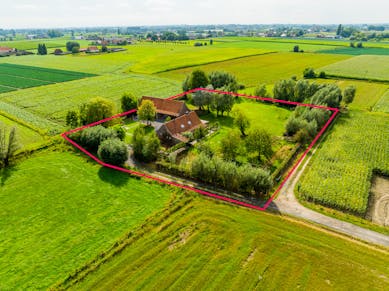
[
  {"left": 208, "top": 71, "right": 238, "bottom": 90},
  {"left": 37, "top": 44, "right": 47, "bottom": 55},
  {"left": 188, "top": 69, "right": 209, "bottom": 90},
  {"left": 66, "top": 41, "right": 80, "bottom": 52},
  {"left": 132, "top": 125, "right": 146, "bottom": 158},
  {"left": 336, "top": 24, "right": 343, "bottom": 36},
  {"left": 0, "top": 126, "right": 20, "bottom": 167},
  {"left": 66, "top": 110, "right": 79, "bottom": 128},
  {"left": 211, "top": 92, "right": 234, "bottom": 116},
  {"left": 220, "top": 130, "right": 241, "bottom": 161},
  {"left": 293, "top": 45, "right": 300, "bottom": 52},
  {"left": 232, "top": 108, "right": 250, "bottom": 136},
  {"left": 350, "top": 42, "right": 355, "bottom": 48},
  {"left": 303, "top": 67, "right": 316, "bottom": 79},
  {"left": 73, "top": 125, "right": 117, "bottom": 151},
  {"left": 273, "top": 79, "right": 296, "bottom": 101},
  {"left": 343, "top": 85, "right": 356, "bottom": 106},
  {"left": 98, "top": 138, "right": 128, "bottom": 166},
  {"left": 112, "top": 124, "right": 126, "bottom": 141},
  {"left": 138, "top": 100, "right": 156, "bottom": 126},
  {"left": 293, "top": 79, "right": 310, "bottom": 102},
  {"left": 72, "top": 46, "right": 80, "bottom": 54},
  {"left": 246, "top": 128, "right": 273, "bottom": 162},
  {"left": 311, "top": 84, "right": 342, "bottom": 108},
  {"left": 254, "top": 84, "right": 267, "bottom": 97},
  {"left": 357, "top": 42, "right": 363, "bottom": 48},
  {"left": 121, "top": 93, "right": 138, "bottom": 112},
  {"left": 142, "top": 132, "right": 160, "bottom": 162},
  {"left": 79, "top": 97, "right": 115, "bottom": 125}
]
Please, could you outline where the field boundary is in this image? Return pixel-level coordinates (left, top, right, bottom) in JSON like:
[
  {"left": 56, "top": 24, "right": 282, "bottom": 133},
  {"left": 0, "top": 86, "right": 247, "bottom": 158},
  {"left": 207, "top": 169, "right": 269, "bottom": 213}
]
[{"left": 62, "top": 88, "right": 339, "bottom": 211}]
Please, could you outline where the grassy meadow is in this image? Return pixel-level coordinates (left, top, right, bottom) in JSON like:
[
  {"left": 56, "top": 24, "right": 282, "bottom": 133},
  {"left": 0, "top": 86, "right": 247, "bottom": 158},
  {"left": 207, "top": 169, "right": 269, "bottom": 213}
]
[
  {"left": 0, "top": 151, "right": 173, "bottom": 289},
  {"left": 373, "top": 89, "right": 389, "bottom": 113},
  {"left": 321, "top": 55, "right": 389, "bottom": 81},
  {"left": 68, "top": 194, "right": 389, "bottom": 290}
]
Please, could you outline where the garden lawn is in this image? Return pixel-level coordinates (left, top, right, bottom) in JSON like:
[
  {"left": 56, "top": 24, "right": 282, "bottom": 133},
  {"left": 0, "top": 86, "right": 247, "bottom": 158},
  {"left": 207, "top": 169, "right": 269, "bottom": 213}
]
[
  {"left": 321, "top": 55, "right": 389, "bottom": 81},
  {"left": 0, "top": 151, "right": 173, "bottom": 289},
  {"left": 71, "top": 194, "right": 389, "bottom": 290},
  {"left": 158, "top": 52, "right": 350, "bottom": 87},
  {"left": 0, "top": 114, "right": 44, "bottom": 146},
  {"left": 201, "top": 99, "right": 292, "bottom": 152}
]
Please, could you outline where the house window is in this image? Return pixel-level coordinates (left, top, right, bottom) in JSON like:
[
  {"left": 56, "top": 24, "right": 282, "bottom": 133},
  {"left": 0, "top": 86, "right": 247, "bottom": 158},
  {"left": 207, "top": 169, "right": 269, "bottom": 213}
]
[
  {"left": 188, "top": 121, "right": 192, "bottom": 125},
  {"left": 181, "top": 124, "right": 185, "bottom": 129}
]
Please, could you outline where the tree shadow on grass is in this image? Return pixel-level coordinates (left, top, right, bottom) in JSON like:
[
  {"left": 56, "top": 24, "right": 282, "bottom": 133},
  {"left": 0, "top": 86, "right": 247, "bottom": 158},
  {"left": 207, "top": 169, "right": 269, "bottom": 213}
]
[
  {"left": 98, "top": 166, "right": 130, "bottom": 187},
  {"left": 0, "top": 166, "right": 17, "bottom": 187}
]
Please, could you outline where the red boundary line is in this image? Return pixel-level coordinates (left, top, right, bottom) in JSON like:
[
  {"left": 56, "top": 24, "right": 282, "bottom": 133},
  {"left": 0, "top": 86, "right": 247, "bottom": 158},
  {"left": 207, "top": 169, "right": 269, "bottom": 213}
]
[{"left": 62, "top": 88, "right": 339, "bottom": 211}]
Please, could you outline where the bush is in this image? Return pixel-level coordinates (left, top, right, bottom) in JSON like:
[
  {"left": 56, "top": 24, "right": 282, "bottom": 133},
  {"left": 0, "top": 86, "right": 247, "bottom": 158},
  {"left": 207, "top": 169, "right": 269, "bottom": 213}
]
[
  {"left": 98, "top": 138, "right": 128, "bottom": 166},
  {"left": 72, "top": 125, "right": 117, "bottom": 152},
  {"left": 79, "top": 97, "right": 116, "bottom": 126},
  {"left": 121, "top": 93, "right": 138, "bottom": 112},
  {"left": 318, "top": 71, "right": 326, "bottom": 78},
  {"left": 303, "top": 67, "right": 316, "bottom": 79},
  {"left": 113, "top": 125, "right": 126, "bottom": 141}
]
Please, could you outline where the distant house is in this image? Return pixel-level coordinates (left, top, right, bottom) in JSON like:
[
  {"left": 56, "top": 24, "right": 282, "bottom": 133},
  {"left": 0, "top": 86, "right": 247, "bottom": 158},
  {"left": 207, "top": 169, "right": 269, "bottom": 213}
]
[
  {"left": 53, "top": 49, "right": 64, "bottom": 55},
  {"left": 0, "top": 47, "right": 14, "bottom": 56},
  {"left": 140, "top": 96, "right": 190, "bottom": 120},
  {"left": 87, "top": 46, "right": 100, "bottom": 53},
  {"left": 157, "top": 112, "right": 205, "bottom": 144}
]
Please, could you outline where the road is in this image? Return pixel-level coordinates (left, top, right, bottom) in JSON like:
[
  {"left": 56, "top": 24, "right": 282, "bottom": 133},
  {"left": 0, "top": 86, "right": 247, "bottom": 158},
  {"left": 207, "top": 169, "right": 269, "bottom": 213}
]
[{"left": 273, "top": 151, "right": 389, "bottom": 247}]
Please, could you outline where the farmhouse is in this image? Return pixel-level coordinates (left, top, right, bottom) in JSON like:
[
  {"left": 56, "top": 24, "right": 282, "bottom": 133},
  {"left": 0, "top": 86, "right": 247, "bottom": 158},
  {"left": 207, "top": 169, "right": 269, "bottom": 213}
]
[
  {"left": 87, "top": 46, "right": 100, "bottom": 53},
  {"left": 140, "top": 96, "right": 190, "bottom": 120},
  {"left": 157, "top": 111, "right": 205, "bottom": 143},
  {"left": 0, "top": 47, "right": 15, "bottom": 56}
]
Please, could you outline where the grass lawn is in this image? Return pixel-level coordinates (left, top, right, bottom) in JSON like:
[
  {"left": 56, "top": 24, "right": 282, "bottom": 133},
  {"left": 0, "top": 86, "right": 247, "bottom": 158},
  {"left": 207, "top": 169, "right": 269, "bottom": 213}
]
[
  {"left": 321, "top": 55, "right": 389, "bottom": 81},
  {"left": 71, "top": 194, "right": 389, "bottom": 290},
  {"left": 0, "top": 114, "right": 45, "bottom": 146},
  {"left": 158, "top": 52, "right": 350, "bottom": 87},
  {"left": 0, "top": 151, "right": 173, "bottom": 289}
]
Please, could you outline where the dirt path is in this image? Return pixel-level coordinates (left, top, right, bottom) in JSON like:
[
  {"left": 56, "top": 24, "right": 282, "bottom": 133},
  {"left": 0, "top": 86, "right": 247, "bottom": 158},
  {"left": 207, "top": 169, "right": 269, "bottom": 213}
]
[{"left": 273, "top": 151, "right": 389, "bottom": 247}]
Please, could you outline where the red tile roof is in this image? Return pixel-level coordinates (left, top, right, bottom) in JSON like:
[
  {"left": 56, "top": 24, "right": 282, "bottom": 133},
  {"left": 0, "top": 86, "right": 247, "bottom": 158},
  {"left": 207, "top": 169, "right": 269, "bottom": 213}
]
[
  {"left": 0, "top": 47, "right": 13, "bottom": 52},
  {"left": 141, "top": 96, "right": 189, "bottom": 117},
  {"left": 164, "top": 111, "right": 203, "bottom": 142}
]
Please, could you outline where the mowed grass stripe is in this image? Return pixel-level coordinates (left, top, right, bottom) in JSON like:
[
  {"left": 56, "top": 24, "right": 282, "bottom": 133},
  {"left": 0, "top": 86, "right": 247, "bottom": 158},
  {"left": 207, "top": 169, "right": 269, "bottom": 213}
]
[{"left": 72, "top": 195, "right": 389, "bottom": 290}]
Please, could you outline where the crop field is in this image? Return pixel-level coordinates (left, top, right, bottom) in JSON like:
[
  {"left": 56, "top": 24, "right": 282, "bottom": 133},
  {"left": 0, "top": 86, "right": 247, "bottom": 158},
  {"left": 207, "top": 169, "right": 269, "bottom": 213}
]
[
  {"left": 298, "top": 111, "right": 389, "bottom": 215},
  {"left": 318, "top": 47, "right": 389, "bottom": 56},
  {"left": 67, "top": 194, "right": 389, "bottom": 290},
  {"left": 0, "top": 73, "right": 181, "bottom": 129},
  {"left": 0, "top": 38, "right": 90, "bottom": 51},
  {"left": 158, "top": 52, "right": 351, "bottom": 87},
  {"left": 0, "top": 151, "right": 174, "bottom": 289},
  {"left": 321, "top": 55, "right": 389, "bottom": 81},
  {"left": 0, "top": 63, "right": 95, "bottom": 92},
  {"left": 0, "top": 114, "right": 44, "bottom": 146},
  {"left": 373, "top": 89, "right": 389, "bottom": 113}
]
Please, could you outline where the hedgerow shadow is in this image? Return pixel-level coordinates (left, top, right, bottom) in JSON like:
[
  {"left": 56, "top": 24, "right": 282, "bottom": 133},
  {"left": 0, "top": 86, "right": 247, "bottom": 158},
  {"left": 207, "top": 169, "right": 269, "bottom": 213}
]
[
  {"left": 0, "top": 166, "right": 17, "bottom": 187},
  {"left": 98, "top": 166, "right": 130, "bottom": 187}
]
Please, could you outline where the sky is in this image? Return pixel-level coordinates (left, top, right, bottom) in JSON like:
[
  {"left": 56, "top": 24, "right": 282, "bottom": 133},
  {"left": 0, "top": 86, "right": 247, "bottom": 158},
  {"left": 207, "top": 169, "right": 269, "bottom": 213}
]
[{"left": 0, "top": 0, "right": 388, "bottom": 29}]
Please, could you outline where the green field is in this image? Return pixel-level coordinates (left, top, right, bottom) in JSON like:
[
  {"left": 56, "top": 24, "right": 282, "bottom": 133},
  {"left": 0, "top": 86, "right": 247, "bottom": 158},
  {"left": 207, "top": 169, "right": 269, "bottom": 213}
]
[
  {"left": 0, "top": 151, "right": 173, "bottom": 289},
  {"left": 373, "top": 89, "right": 389, "bottom": 113},
  {"left": 318, "top": 47, "right": 389, "bottom": 56},
  {"left": 0, "top": 38, "right": 90, "bottom": 51},
  {"left": 0, "top": 63, "right": 95, "bottom": 92},
  {"left": 68, "top": 194, "right": 389, "bottom": 290},
  {"left": 0, "top": 114, "right": 44, "bottom": 146},
  {"left": 321, "top": 55, "right": 389, "bottom": 81},
  {"left": 159, "top": 52, "right": 350, "bottom": 87},
  {"left": 0, "top": 73, "right": 180, "bottom": 129},
  {"left": 298, "top": 111, "right": 389, "bottom": 215}
]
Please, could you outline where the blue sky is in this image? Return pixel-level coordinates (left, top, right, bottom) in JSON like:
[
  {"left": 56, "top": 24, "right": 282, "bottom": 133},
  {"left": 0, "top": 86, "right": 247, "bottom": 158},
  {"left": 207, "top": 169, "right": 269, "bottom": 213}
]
[{"left": 1, "top": 0, "right": 388, "bottom": 29}]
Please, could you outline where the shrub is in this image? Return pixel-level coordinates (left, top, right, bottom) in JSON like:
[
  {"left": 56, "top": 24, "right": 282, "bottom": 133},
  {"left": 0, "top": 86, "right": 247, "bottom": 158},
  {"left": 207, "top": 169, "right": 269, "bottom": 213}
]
[
  {"left": 98, "top": 138, "right": 128, "bottom": 166},
  {"left": 121, "top": 93, "right": 138, "bottom": 112},
  {"left": 113, "top": 125, "right": 126, "bottom": 141},
  {"left": 303, "top": 67, "right": 316, "bottom": 79},
  {"left": 73, "top": 125, "right": 117, "bottom": 152},
  {"left": 318, "top": 71, "right": 326, "bottom": 78}
]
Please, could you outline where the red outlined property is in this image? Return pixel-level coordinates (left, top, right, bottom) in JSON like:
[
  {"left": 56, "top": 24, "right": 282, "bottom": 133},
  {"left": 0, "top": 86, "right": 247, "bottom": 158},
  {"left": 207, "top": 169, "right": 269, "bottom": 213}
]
[{"left": 62, "top": 88, "right": 339, "bottom": 211}]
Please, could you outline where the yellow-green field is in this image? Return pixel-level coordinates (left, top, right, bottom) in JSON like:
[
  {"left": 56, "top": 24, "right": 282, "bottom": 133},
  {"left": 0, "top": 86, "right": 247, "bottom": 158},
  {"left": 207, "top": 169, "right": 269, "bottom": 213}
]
[{"left": 158, "top": 52, "right": 350, "bottom": 87}]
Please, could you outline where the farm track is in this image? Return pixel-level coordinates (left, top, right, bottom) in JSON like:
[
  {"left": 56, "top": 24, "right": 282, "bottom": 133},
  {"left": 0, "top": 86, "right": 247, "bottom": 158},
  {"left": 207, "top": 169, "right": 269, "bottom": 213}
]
[{"left": 274, "top": 151, "right": 389, "bottom": 247}]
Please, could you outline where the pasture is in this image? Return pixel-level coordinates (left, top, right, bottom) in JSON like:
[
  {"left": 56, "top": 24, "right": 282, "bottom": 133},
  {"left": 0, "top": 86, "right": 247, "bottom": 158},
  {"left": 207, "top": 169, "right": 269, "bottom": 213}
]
[
  {"left": 318, "top": 47, "right": 389, "bottom": 56},
  {"left": 68, "top": 194, "right": 389, "bottom": 290},
  {"left": 158, "top": 52, "right": 350, "bottom": 87},
  {"left": 0, "top": 151, "right": 173, "bottom": 289},
  {"left": 298, "top": 111, "right": 389, "bottom": 215},
  {"left": 321, "top": 55, "right": 389, "bottom": 81}
]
